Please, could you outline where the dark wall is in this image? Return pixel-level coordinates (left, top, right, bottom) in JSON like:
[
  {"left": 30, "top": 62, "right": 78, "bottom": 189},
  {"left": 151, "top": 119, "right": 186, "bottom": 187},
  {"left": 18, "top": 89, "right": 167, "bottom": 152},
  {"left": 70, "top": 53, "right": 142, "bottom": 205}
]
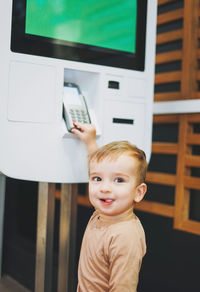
[{"left": 137, "top": 211, "right": 200, "bottom": 292}]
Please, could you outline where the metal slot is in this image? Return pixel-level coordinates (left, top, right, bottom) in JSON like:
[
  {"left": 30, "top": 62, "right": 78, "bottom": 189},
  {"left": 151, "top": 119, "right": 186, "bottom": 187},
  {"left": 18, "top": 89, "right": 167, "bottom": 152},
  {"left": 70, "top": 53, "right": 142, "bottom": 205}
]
[{"left": 112, "top": 118, "right": 134, "bottom": 125}]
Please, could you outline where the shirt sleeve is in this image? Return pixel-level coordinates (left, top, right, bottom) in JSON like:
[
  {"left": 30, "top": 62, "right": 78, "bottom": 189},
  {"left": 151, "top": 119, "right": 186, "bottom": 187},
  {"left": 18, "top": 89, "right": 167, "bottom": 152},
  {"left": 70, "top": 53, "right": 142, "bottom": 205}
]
[{"left": 107, "top": 228, "right": 144, "bottom": 292}]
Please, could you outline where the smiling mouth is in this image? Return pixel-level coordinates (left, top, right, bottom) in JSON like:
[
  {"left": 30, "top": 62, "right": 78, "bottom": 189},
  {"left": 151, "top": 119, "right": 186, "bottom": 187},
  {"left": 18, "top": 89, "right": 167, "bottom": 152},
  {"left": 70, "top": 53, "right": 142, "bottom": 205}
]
[{"left": 99, "top": 198, "right": 114, "bottom": 205}]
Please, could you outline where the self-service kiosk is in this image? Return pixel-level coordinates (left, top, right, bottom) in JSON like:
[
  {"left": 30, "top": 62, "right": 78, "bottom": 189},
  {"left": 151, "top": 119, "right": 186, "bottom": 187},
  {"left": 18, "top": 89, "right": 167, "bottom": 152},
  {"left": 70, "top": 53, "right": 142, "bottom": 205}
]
[{"left": 0, "top": 0, "right": 157, "bottom": 183}]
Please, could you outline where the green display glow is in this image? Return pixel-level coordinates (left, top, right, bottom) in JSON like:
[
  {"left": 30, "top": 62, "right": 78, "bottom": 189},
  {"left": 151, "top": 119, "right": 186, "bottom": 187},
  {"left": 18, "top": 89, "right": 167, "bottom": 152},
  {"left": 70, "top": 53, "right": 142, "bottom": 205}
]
[{"left": 25, "top": 0, "right": 137, "bottom": 54}]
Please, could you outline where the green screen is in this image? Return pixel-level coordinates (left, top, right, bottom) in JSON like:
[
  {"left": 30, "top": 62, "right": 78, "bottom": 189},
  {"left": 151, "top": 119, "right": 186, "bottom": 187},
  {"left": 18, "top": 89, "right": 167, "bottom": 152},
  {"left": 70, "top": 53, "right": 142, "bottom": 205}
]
[{"left": 25, "top": 0, "right": 137, "bottom": 54}]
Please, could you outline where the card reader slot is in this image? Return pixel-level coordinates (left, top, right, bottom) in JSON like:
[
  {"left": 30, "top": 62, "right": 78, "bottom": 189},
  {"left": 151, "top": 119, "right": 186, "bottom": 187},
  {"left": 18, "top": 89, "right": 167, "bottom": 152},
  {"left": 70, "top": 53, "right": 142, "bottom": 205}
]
[{"left": 112, "top": 118, "right": 134, "bottom": 125}]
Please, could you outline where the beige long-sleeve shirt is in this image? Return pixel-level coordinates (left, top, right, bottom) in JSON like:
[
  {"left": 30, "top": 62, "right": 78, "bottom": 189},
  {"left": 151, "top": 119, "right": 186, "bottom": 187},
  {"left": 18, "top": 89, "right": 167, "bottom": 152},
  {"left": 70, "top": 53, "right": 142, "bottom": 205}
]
[{"left": 77, "top": 208, "right": 146, "bottom": 292}]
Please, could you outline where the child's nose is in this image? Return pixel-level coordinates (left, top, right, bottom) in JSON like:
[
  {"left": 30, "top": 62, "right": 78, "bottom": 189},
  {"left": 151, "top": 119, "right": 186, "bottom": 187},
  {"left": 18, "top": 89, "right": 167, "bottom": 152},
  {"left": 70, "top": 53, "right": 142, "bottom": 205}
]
[{"left": 100, "top": 181, "right": 111, "bottom": 193}]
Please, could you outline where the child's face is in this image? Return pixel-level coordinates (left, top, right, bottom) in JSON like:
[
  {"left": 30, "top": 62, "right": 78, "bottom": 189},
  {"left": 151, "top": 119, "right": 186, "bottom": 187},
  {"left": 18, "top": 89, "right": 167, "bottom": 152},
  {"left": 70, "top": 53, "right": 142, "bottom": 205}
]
[{"left": 89, "top": 154, "right": 146, "bottom": 216}]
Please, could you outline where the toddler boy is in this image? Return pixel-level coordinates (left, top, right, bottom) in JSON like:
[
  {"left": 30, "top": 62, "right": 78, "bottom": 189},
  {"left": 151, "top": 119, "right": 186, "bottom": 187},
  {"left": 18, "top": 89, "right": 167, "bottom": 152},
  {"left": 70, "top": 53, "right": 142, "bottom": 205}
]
[{"left": 72, "top": 123, "right": 147, "bottom": 292}]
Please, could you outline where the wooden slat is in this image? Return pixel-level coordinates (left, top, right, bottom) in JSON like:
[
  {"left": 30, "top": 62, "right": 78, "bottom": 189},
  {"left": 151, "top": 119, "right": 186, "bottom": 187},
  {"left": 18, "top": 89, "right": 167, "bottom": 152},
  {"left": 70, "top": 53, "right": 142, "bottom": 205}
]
[
  {"left": 157, "top": 29, "right": 183, "bottom": 45},
  {"left": 195, "top": 92, "right": 200, "bottom": 99},
  {"left": 155, "top": 93, "right": 200, "bottom": 100},
  {"left": 146, "top": 171, "right": 176, "bottom": 186},
  {"left": 181, "top": 220, "right": 200, "bottom": 235},
  {"left": 57, "top": 190, "right": 92, "bottom": 207},
  {"left": 197, "top": 49, "right": 200, "bottom": 59},
  {"left": 154, "top": 92, "right": 182, "bottom": 102},
  {"left": 156, "top": 50, "right": 182, "bottom": 64},
  {"left": 181, "top": 0, "right": 199, "bottom": 99},
  {"left": 185, "top": 154, "right": 200, "bottom": 167},
  {"left": 135, "top": 201, "right": 174, "bottom": 218},
  {"left": 153, "top": 114, "right": 179, "bottom": 124},
  {"left": 158, "top": 0, "right": 175, "bottom": 5},
  {"left": 197, "top": 28, "right": 200, "bottom": 38},
  {"left": 157, "top": 9, "right": 184, "bottom": 25},
  {"left": 196, "top": 70, "right": 200, "bottom": 80},
  {"left": 174, "top": 116, "right": 190, "bottom": 228},
  {"left": 184, "top": 93, "right": 200, "bottom": 99},
  {"left": 152, "top": 142, "right": 178, "bottom": 154},
  {"left": 187, "top": 133, "right": 200, "bottom": 145},
  {"left": 155, "top": 71, "right": 181, "bottom": 84},
  {"left": 184, "top": 176, "right": 200, "bottom": 190},
  {"left": 187, "top": 114, "right": 200, "bottom": 122},
  {"left": 77, "top": 195, "right": 91, "bottom": 207}
]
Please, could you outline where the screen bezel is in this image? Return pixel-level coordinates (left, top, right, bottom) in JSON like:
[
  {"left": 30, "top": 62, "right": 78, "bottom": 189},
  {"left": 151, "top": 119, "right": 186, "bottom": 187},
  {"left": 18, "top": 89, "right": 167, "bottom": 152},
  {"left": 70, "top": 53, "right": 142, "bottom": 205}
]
[{"left": 11, "top": 0, "right": 147, "bottom": 71}]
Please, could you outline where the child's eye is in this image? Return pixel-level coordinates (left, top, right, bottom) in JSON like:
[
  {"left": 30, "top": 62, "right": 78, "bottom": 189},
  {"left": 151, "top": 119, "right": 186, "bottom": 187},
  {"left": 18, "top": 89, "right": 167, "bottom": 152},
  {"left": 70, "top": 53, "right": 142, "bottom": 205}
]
[
  {"left": 91, "top": 176, "right": 101, "bottom": 182},
  {"left": 114, "top": 177, "right": 124, "bottom": 183}
]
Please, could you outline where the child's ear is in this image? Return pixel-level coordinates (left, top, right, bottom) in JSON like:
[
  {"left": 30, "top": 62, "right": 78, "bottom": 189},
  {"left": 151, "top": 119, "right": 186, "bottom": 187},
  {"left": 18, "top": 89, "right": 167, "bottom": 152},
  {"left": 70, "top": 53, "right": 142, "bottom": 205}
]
[{"left": 134, "top": 183, "right": 147, "bottom": 203}]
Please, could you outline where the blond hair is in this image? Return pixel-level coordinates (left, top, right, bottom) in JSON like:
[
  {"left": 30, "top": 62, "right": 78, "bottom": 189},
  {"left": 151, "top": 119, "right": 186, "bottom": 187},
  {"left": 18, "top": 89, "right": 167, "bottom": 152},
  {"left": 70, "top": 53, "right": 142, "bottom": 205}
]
[{"left": 88, "top": 141, "right": 147, "bottom": 184}]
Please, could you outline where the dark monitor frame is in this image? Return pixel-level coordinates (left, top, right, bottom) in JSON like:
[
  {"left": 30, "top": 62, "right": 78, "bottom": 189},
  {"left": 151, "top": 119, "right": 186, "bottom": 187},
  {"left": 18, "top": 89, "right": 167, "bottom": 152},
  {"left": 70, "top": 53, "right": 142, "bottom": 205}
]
[{"left": 11, "top": 0, "right": 147, "bottom": 71}]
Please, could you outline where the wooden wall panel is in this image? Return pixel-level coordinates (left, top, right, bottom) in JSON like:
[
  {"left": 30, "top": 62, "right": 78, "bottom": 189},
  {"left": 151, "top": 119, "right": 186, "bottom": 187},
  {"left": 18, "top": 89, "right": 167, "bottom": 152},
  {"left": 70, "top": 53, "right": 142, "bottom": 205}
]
[
  {"left": 155, "top": 0, "right": 200, "bottom": 102},
  {"left": 136, "top": 114, "right": 200, "bottom": 235}
]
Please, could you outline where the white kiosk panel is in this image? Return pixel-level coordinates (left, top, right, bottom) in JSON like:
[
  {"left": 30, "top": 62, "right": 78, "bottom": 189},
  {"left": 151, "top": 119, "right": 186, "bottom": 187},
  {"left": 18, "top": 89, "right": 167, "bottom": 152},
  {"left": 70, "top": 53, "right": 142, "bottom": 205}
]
[{"left": 0, "top": 0, "right": 157, "bottom": 182}]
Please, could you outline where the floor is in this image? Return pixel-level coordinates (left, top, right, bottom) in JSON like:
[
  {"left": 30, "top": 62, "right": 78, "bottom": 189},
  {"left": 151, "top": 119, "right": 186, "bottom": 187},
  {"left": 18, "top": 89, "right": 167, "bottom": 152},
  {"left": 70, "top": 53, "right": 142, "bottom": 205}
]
[{"left": 0, "top": 275, "right": 30, "bottom": 292}]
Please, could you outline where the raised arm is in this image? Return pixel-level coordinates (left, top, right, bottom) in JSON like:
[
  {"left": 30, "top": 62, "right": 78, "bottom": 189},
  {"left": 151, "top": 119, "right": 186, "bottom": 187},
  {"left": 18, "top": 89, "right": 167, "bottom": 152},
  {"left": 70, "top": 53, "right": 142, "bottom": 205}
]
[{"left": 71, "top": 122, "right": 98, "bottom": 155}]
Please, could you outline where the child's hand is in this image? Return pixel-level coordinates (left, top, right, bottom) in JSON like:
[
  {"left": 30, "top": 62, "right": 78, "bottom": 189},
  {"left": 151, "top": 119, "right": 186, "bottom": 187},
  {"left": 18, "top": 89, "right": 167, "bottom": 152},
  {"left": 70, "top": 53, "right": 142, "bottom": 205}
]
[{"left": 71, "top": 122, "right": 98, "bottom": 154}]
